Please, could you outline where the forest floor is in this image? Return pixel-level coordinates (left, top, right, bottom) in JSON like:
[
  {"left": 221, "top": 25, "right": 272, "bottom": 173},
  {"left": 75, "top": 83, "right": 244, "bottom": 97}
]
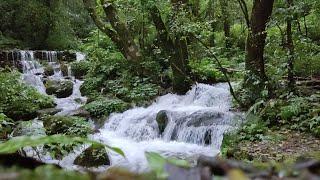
[{"left": 235, "top": 129, "right": 320, "bottom": 164}]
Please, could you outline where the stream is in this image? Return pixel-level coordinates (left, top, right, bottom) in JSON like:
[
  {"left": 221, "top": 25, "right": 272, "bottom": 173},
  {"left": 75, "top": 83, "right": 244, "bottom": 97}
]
[{"left": 15, "top": 50, "right": 241, "bottom": 172}]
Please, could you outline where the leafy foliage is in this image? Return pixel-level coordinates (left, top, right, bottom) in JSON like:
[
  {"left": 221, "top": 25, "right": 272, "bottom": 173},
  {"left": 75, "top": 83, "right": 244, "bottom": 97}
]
[
  {"left": 84, "top": 98, "right": 129, "bottom": 118},
  {"left": 146, "top": 152, "right": 190, "bottom": 179},
  {"left": 0, "top": 113, "right": 14, "bottom": 140},
  {"left": 0, "top": 71, "right": 55, "bottom": 121},
  {"left": 0, "top": 135, "right": 124, "bottom": 157}
]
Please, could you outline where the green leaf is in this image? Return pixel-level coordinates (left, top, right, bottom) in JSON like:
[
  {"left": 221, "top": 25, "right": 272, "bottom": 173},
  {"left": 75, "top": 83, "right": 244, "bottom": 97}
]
[
  {"left": 0, "top": 135, "right": 125, "bottom": 157},
  {"left": 145, "top": 152, "right": 190, "bottom": 179}
]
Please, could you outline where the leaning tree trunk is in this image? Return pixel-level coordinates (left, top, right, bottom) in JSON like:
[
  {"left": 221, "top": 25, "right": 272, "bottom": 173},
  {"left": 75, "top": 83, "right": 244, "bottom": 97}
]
[
  {"left": 150, "top": 5, "right": 191, "bottom": 95},
  {"left": 83, "top": 0, "right": 141, "bottom": 62},
  {"left": 243, "top": 0, "right": 275, "bottom": 106}
]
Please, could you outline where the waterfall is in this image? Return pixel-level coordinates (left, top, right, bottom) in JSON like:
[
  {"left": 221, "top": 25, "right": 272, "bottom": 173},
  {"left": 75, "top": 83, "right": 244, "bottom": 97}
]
[
  {"left": 17, "top": 50, "right": 87, "bottom": 115},
  {"left": 12, "top": 50, "right": 241, "bottom": 173},
  {"left": 87, "top": 83, "right": 241, "bottom": 172},
  {"left": 20, "top": 51, "right": 46, "bottom": 94}
]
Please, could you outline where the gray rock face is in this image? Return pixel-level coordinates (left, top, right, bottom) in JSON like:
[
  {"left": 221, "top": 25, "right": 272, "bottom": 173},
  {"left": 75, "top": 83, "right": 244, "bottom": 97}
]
[
  {"left": 45, "top": 79, "right": 73, "bottom": 98},
  {"left": 74, "top": 145, "right": 110, "bottom": 167},
  {"left": 156, "top": 110, "right": 169, "bottom": 134}
]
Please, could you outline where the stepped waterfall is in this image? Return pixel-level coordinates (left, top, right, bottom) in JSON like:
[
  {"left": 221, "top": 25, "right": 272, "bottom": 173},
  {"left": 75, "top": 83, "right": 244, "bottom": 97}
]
[{"left": 13, "top": 50, "right": 240, "bottom": 172}]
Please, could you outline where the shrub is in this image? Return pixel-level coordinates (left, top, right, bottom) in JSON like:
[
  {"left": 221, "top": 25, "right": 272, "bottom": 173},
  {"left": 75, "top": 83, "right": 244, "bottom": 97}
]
[
  {"left": 0, "top": 71, "right": 55, "bottom": 121},
  {"left": 84, "top": 98, "right": 129, "bottom": 118},
  {"left": 0, "top": 113, "right": 14, "bottom": 140},
  {"left": 70, "top": 61, "right": 90, "bottom": 79}
]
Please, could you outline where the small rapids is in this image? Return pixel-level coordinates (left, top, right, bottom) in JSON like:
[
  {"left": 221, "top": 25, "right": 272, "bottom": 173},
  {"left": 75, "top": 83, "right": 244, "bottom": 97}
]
[
  {"left": 14, "top": 50, "right": 241, "bottom": 172},
  {"left": 89, "top": 83, "right": 241, "bottom": 172}
]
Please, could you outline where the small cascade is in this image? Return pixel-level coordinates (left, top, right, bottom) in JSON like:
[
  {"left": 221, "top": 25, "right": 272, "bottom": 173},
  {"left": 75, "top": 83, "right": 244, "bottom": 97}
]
[
  {"left": 20, "top": 51, "right": 46, "bottom": 94},
  {"left": 87, "top": 83, "right": 241, "bottom": 172},
  {"left": 15, "top": 50, "right": 87, "bottom": 115},
  {"left": 76, "top": 52, "right": 85, "bottom": 61}
]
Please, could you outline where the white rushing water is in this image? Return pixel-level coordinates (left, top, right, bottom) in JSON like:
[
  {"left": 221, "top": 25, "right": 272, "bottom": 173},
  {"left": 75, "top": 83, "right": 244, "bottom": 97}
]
[
  {"left": 14, "top": 50, "right": 241, "bottom": 172},
  {"left": 88, "top": 83, "right": 240, "bottom": 172}
]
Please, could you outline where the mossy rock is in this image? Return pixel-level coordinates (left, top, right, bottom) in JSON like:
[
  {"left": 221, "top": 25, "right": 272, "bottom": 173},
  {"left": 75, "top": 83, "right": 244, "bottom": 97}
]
[
  {"left": 60, "top": 63, "right": 69, "bottom": 77},
  {"left": 42, "top": 115, "right": 93, "bottom": 137},
  {"left": 45, "top": 79, "right": 73, "bottom": 98},
  {"left": 74, "top": 145, "right": 110, "bottom": 167},
  {"left": 156, "top": 110, "right": 169, "bottom": 134},
  {"left": 44, "top": 65, "right": 54, "bottom": 76}
]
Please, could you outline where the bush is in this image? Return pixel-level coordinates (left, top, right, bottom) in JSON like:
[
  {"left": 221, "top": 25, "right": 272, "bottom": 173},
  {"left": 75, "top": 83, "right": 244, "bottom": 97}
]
[
  {"left": 42, "top": 115, "right": 93, "bottom": 137},
  {"left": 84, "top": 98, "right": 129, "bottom": 118},
  {"left": 0, "top": 71, "right": 55, "bottom": 121},
  {"left": 70, "top": 61, "right": 90, "bottom": 79},
  {"left": 189, "top": 58, "right": 229, "bottom": 83},
  {"left": 0, "top": 113, "right": 14, "bottom": 140}
]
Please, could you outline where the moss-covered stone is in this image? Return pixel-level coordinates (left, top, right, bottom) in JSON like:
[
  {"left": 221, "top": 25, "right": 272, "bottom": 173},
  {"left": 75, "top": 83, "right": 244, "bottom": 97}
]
[
  {"left": 74, "top": 145, "right": 110, "bottom": 167},
  {"left": 44, "top": 65, "right": 54, "bottom": 76},
  {"left": 45, "top": 80, "right": 73, "bottom": 98},
  {"left": 42, "top": 115, "right": 93, "bottom": 137},
  {"left": 60, "top": 63, "right": 69, "bottom": 77}
]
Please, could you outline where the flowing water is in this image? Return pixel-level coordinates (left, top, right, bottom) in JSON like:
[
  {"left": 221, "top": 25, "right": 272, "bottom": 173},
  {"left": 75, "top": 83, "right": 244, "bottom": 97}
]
[{"left": 13, "top": 50, "right": 241, "bottom": 172}]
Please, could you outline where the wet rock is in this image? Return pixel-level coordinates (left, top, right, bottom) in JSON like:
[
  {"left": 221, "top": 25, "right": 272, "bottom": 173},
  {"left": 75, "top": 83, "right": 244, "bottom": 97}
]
[
  {"left": 44, "top": 65, "right": 54, "bottom": 76},
  {"left": 204, "top": 129, "right": 212, "bottom": 145},
  {"left": 74, "top": 145, "right": 110, "bottom": 167},
  {"left": 45, "top": 79, "right": 73, "bottom": 98},
  {"left": 156, "top": 110, "right": 169, "bottom": 134},
  {"left": 185, "top": 110, "right": 225, "bottom": 127},
  {"left": 67, "top": 108, "right": 90, "bottom": 118},
  {"left": 37, "top": 108, "right": 62, "bottom": 117},
  {"left": 60, "top": 62, "right": 69, "bottom": 76}
]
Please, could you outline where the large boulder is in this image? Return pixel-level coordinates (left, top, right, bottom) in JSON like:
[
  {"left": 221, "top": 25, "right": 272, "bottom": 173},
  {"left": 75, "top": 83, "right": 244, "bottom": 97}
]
[
  {"left": 156, "top": 110, "right": 169, "bottom": 134},
  {"left": 74, "top": 145, "right": 110, "bottom": 167},
  {"left": 42, "top": 115, "right": 93, "bottom": 137},
  {"left": 45, "top": 79, "right": 73, "bottom": 98}
]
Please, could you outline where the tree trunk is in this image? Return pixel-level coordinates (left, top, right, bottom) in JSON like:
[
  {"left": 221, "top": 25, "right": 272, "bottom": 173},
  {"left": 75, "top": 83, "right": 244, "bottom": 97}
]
[
  {"left": 219, "top": 0, "right": 231, "bottom": 48},
  {"left": 150, "top": 6, "right": 190, "bottom": 95},
  {"left": 286, "top": 0, "right": 295, "bottom": 91},
  {"left": 83, "top": 0, "right": 141, "bottom": 62},
  {"left": 243, "top": 0, "right": 275, "bottom": 106}
]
